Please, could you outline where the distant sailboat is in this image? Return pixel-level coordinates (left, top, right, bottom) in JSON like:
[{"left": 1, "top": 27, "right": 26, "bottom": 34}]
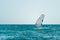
[{"left": 35, "top": 14, "right": 45, "bottom": 28}]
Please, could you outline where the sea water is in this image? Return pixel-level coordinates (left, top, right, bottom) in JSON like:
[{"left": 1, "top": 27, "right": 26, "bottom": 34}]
[{"left": 0, "top": 24, "right": 60, "bottom": 40}]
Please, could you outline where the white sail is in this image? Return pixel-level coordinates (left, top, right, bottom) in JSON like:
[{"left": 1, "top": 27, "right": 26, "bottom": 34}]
[{"left": 35, "top": 14, "right": 45, "bottom": 28}]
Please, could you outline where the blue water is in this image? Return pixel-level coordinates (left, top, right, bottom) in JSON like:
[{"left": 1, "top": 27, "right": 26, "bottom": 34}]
[{"left": 0, "top": 24, "right": 60, "bottom": 40}]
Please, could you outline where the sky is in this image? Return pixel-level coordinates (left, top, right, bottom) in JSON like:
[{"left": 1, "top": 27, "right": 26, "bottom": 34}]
[{"left": 0, "top": 0, "right": 60, "bottom": 24}]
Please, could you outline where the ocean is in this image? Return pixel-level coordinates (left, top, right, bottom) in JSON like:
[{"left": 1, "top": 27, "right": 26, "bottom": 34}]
[{"left": 0, "top": 24, "right": 60, "bottom": 40}]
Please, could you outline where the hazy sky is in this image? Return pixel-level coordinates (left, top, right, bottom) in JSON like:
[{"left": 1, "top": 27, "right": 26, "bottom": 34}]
[{"left": 0, "top": 0, "right": 60, "bottom": 24}]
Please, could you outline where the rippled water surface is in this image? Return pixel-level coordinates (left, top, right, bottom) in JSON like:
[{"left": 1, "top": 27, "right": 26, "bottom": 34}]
[{"left": 0, "top": 24, "right": 60, "bottom": 40}]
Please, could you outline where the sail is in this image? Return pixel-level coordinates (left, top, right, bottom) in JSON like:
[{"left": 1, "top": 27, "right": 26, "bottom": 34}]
[{"left": 35, "top": 14, "right": 45, "bottom": 28}]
